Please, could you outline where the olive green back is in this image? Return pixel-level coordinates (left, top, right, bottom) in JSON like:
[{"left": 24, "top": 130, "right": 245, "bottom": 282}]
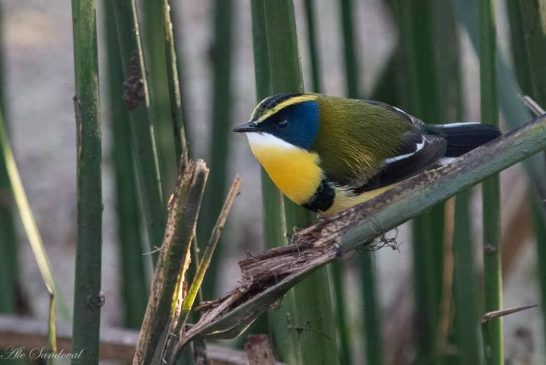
[{"left": 313, "top": 95, "right": 413, "bottom": 185}]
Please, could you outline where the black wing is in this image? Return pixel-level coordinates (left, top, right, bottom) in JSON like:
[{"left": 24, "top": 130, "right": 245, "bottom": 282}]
[{"left": 344, "top": 131, "right": 447, "bottom": 195}]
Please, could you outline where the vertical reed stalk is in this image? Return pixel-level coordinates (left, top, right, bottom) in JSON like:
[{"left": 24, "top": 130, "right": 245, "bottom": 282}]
[
  {"left": 199, "top": 0, "right": 234, "bottom": 296},
  {"left": 479, "top": 0, "right": 502, "bottom": 364},
  {"left": 0, "top": 108, "right": 60, "bottom": 352},
  {"left": 512, "top": 0, "right": 546, "bottom": 105},
  {"left": 395, "top": 1, "right": 444, "bottom": 362},
  {"left": 251, "top": 4, "right": 297, "bottom": 361},
  {"left": 0, "top": 2, "right": 19, "bottom": 314},
  {"left": 142, "top": 0, "right": 177, "bottom": 191},
  {"left": 532, "top": 199, "right": 546, "bottom": 348},
  {"left": 161, "top": 0, "right": 189, "bottom": 164},
  {"left": 104, "top": 0, "right": 148, "bottom": 328},
  {"left": 360, "top": 251, "right": 384, "bottom": 365},
  {"left": 506, "top": 0, "right": 546, "bottom": 352},
  {"left": 339, "top": 0, "right": 360, "bottom": 97},
  {"left": 134, "top": 160, "right": 209, "bottom": 365},
  {"left": 109, "top": 0, "right": 166, "bottom": 262},
  {"left": 505, "top": 0, "right": 533, "bottom": 94},
  {"left": 434, "top": 4, "right": 484, "bottom": 361},
  {"left": 453, "top": 190, "right": 484, "bottom": 364},
  {"left": 339, "top": 1, "right": 384, "bottom": 364},
  {"left": 250, "top": 2, "right": 338, "bottom": 364},
  {"left": 303, "top": 0, "right": 322, "bottom": 92},
  {"left": 71, "top": 0, "right": 102, "bottom": 362}
]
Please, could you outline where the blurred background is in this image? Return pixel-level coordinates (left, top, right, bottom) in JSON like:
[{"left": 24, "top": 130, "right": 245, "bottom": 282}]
[{"left": 0, "top": 0, "right": 545, "bottom": 364}]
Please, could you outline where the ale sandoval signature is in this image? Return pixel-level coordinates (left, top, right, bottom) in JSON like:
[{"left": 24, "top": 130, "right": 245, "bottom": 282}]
[{"left": 1, "top": 346, "right": 85, "bottom": 360}]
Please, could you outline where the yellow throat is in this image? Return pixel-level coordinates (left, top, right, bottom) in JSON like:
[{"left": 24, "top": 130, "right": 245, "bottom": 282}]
[
  {"left": 247, "top": 132, "right": 322, "bottom": 205},
  {"left": 246, "top": 132, "right": 396, "bottom": 216}
]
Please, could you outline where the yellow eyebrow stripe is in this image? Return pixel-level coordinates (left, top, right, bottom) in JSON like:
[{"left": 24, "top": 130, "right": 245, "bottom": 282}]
[{"left": 253, "top": 94, "right": 318, "bottom": 124}]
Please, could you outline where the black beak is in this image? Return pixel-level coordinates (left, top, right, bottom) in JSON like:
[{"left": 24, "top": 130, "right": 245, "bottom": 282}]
[{"left": 233, "top": 121, "right": 259, "bottom": 133}]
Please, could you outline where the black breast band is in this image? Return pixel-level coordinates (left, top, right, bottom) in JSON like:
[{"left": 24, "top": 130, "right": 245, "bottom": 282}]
[{"left": 302, "top": 179, "right": 335, "bottom": 213}]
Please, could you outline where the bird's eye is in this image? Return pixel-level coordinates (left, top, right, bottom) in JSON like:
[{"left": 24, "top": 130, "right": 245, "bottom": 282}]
[{"left": 277, "top": 120, "right": 288, "bottom": 128}]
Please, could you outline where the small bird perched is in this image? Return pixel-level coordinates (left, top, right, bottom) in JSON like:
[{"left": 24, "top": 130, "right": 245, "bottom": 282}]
[{"left": 234, "top": 93, "right": 500, "bottom": 216}]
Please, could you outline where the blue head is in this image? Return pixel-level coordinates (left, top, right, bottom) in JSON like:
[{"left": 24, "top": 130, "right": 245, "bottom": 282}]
[{"left": 234, "top": 93, "right": 320, "bottom": 150}]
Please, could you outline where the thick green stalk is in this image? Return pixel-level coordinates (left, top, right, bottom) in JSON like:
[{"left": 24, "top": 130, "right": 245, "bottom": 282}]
[
  {"left": 109, "top": 0, "right": 166, "bottom": 262},
  {"left": 433, "top": 5, "right": 484, "bottom": 361},
  {"left": 167, "top": 1, "right": 192, "bottom": 159},
  {"left": 0, "top": 2, "right": 19, "bottom": 314},
  {"left": 161, "top": 0, "right": 189, "bottom": 164},
  {"left": 453, "top": 190, "right": 484, "bottom": 364},
  {"left": 339, "top": 0, "right": 383, "bottom": 363},
  {"left": 250, "top": 4, "right": 297, "bottom": 361},
  {"left": 303, "top": 0, "right": 322, "bottom": 92},
  {"left": 134, "top": 160, "right": 208, "bottom": 365},
  {"left": 360, "top": 251, "right": 384, "bottom": 365},
  {"left": 104, "top": 0, "right": 148, "bottom": 328},
  {"left": 71, "top": 0, "right": 102, "bottom": 362},
  {"left": 304, "top": 2, "right": 354, "bottom": 363},
  {"left": 142, "top": 0, "right": 177, "bottom": 192},
  {"left": 505, "top": 0, "right": 534, "bottom": 94},
  {"left": 250, "top": 2, "right": 338, "bottom": 364},
  {"left": 531, "top": 198, "right": 546, "bottom": 349},
  {"left": 369, "top": 53, "right": 399, "bottom": 106},
  {"left": 513, "top": 0, "right": 546, "bottom": 105},
  {"left": 395, "top": 1, "right": 444, "bottom": 362},
  {"left": 339, "top": 0, "right": 360, "bottom": 97},
  {"left": 479, "top": 0, "right": 502, "bottom": 364},
  {"left": 507, "top": 0, "right": 546, "bottom": 353},
  {"left": 199, "top": 0, "right": 234, "bottom": 297}
]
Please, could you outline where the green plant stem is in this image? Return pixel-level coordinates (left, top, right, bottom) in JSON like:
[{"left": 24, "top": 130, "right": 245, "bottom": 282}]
[
  {"left": 71, "top": 0, "right": 102, "bottom": 362},
  {"left": 395, "top": 1, "right": 444, "bottom": 362},
  {"left": 110, "top": 0, "right": 166, "bottom": 263},
  {"left": 339, "top": 0, "right": 360, "bottom": 97},
  {"left": 531, "top": 198, "right": 546, "bottom": 349},
  {"left": 250, "top": 3, "right": 297, "bottom": 361},
  {"left": 199, "top": 0, "right": 234, "bottom": 297},
  {"left": 369, "top": 53, "right": 399, "bottom": 106},
  {"left": 167, "top": 1, "right": 192, "bottom": 158},
  {"left": 134, "top": 160, "right": 208, "bottom": 365},
  {"left": 479, "top": 0, "right": 502, "bottom": 364},
  {"left": 513, "top": 0, "right": 546, "bottom": 105},
  {"left": 508, "top": 0, "right": 546, "bottom": 353},
  {"left": 166, "top": 178, "right": 240, "bottom": 363},
  {"left": 505, "top": 0, "right": 534, "bottom": 94},
  {"left": 161, "top": 0, "right": 188, "bottom": 164},
  {"left": 360, "top": 251, "right": 384, "bottom": 365},
  {"left": 304, "top": 2, "right": 354, "bottom": 363},
  {"left": 250, "top": 2, "right": 338, "bottom": 364},
  {"left": 507, "top": 0, "right": 546, "bottom": 208},
  {"left": 142, "top": 0, "right": 177, "bottom": 193},
  {"left": 0, "top": 110, "right": 63, "bottom": 356},
  {"left": 0, "top": 3, "right": 19, "bottom": 315},
  {"left": 453, "top": 190, "right": 484, "bottom": 364},
  {"left": 104, "top": 0, "right": 148, "bottom": 329},
  {"left": 303, "top": 0, "right": 322, "bottom": 92}
]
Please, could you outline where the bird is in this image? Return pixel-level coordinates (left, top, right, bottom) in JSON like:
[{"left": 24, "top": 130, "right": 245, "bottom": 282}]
[{"left": 233, "top": 93, "right": 501, "bottom": 216}]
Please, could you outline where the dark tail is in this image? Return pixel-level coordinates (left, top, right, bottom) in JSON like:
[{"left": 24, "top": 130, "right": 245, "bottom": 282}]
[{"left": 424, "top": 123, "right": 501, "bottom": 157}]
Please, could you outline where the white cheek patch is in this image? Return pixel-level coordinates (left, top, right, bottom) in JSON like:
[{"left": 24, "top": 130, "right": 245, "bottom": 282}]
[{"left": 246, "top": 132, "right": 298, "bottom": 151}]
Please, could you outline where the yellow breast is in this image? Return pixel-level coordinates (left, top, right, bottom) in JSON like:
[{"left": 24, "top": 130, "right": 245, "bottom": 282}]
[{"left": 248, "top": 133, "right": 322, "bottom": 205}]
